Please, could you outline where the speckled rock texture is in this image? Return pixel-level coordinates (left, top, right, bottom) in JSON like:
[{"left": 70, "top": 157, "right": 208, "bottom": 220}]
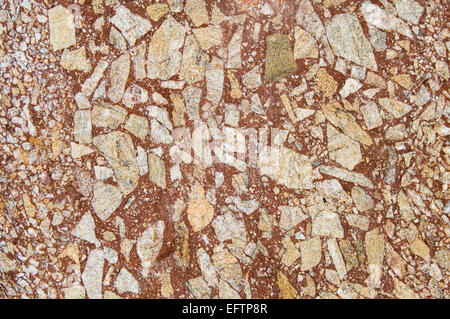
[{"left": 0, "top": 0, "right": 449, "bottom": 299}]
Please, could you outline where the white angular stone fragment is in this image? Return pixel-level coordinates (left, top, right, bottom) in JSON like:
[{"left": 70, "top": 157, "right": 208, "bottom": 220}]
[
  {"left": 103, "top": 247, "right": 118, "bottom": 264},
  {"left": 258, "top": 147, "right": 314, "bottom": 189},
  {"left": 93, "top": 132, "right": 139, "bottom": 195},
  {"left": 321, "top": 101, "right": 373, "bottom": 146},
  {"left": 63, "top": 286, "right": 86, "bottom": 299},
  {"left": 327, "top": 238, "right": 347, "bottom": 279},
  {"left": 148, "top": 106, "right": 173, "bottom": 131},
  {"left": 114, "top": 268, "right": 140, "bottom": 294},
  {"left": 192, "top": 26, "right": 223, "bottom": 50},
  {"left": 151, "top": 119, "right": 173, "bottom": 145},
  {"left": 295, "top": 108, "right": 315, "bottom": 121},
  {"left": 261, "top": 3, "right": 274, "bottom": 15},
  {"left": 326, "top": 13, "right": 377, "bottom": 71},
  {"left": 71, "top": 212, "right": 99, "bottom": 245},
  {"left": 137, "top": 220, "right": 165, "bottom": 276},
  {"left": 60, "top": 47, "right": 91, "bottom": 72},
  {"left": 185, "top": 0, "right": 209, "bottom": 27},
  {"left": 212, "top": 211, "right": 246, "bottom": 242},
  {"left": 122, "top": 85, "right": 148, "bottom": 108},
  {"left": 81, "top": 60, "right": 108, "bottom": 97},
  {"left": 74, "top": 110, "right": 92, "bottom": 144},
  {"left": 250, "top": 93, "right": 265, "bottom": 115},
  {"left": 351, "top": 187, "right": 374, "bottom": 212},
  {"left": 360, "top": 2, "right": 412, "bottom": 38},
  {"left": 345, "top": 214, "right": 370, "bottom": 231},
  {"left": 224, "top": 103, "right": 239, "bottom": 127},
  {"left": 398, "top": 190, "right": 414, "bottom": 222},
  {"left": 378, "top": 98, "right": 412, "bottom": 118},
  {"left": 94, "top": 166, "right": 113, "bottom": 180},
  {"left": 81, "top": 249, "right": 104, "bottom": 299},
  {"left": 219, "top": 280, "right": 240, "bottom": 299},
  {"left": 227, "top": 26, "right": 243, "bottom": 69},
  {"left": 197, "top": 248, "right": 218, "bottom": 287},
  {"left": 339, "top": 78, "right": 362, "bottom": 98},
  {"left": 279, "top": 206, "right": 308, "bottom": 231},
  {"left": 147, "top": 15, "right": 185, "bottom": 80},
  {"left": 319, "top": 165, "right": 374, "bottom": 188},
  {"left": 294, "top": 27, "right": 318, "bottom": 59},
  {"left": 296, "top": 0, "right": 326, "bottom": 39},
  {"left": 108, "top": 53, "right": 130, "bottom": 104},
  {"left": 226, "top": 196, "right": 260, "bottom": 215},
  {"left": 365, "top": 228, "right": 385, "bottom": 288},
  {"left": 109, "top": 26, "right": 127, "bottom": 51},
  {"left": 183, "top": 86, "right": 202, "bottom": 121},
  {"left": 361, "top": 101, "right": 382, "bottom": 130},
  {"left": 187, "top": 277, "right": 211, "bottom": 298},
  {"left": 92, "top": 102, "right": 127, "bottom": 129},
  {"left": 206, "top": 57, "right": 224, "bottom": 105},
  {"left": 110, "top": 5, "right": 151, "bottom": 47},
  {"left": 75, "top": 92, "right": 91, "bottom": 109},
  {"left": 92, "top": 182, "right": 122, "bottom": 221},
  {"left": 136, "top": 146, "right": 148, "bottom": 176},
  {"left": 242, "top": 66, "right": 262, "bottom": 90},
  {"left": 168, "top": 0, "right": 184, "bottom": 12},
  {"left": 132, "top": 43, "right": 147, "bottom": 80},
  {"left": 180, "top": 35, "right": 209, "bottom": 84},
  {"left": 393, "top": 0, "right": 424, "bottom": 25},
  {"left": 311, "top": 211, "right": 344, "bottom": 238},
  {"left": 71, "top": 142, "right": 94, "bottom": 159},
  {"left": 327, "top": 125, "right": 362, "bottom": 171},
  {"left": 124, "top": 114, "right": 149, "bottom": 140},
  {"left": 385, "top": 124, "right": 407, "bottom": 141},
  {"left": 48, "top": 5, "right": 76, "bottom": 51},
  {"left": 300, "top": 237, "right": 322, "bottom": 271},
  {"left": 93, "top": 81, "right": 107, "bottom": 101}
]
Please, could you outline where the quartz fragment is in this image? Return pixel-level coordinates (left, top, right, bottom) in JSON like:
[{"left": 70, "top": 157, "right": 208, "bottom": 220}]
[
  {"left": 180, "top": 35, "right": 209, "bottom": 84},
  {"left": 392, "top": 0, "right": 424, "bottom": 24}
]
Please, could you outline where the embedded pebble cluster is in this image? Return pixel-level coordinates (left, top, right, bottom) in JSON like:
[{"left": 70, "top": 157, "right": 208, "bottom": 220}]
[{"left": 0, "top": 0, "right": 449, "bottom": 299}]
